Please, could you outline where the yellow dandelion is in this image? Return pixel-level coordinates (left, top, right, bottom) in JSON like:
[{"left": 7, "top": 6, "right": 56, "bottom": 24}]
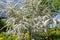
[
  {"left": 0, "top": 37, "right": 4, "bottom": 40},
  {"left": 25, "top": 33, "right": 31, "bottom": 38},
  {"left": 15, "top": 37, "right": 18, "bottom": 40},
  {"left": 12, "top": 34, "right": 18, "bottom": 40}
]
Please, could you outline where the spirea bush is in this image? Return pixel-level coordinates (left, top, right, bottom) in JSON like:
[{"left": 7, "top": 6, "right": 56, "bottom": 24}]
[{"left": 0, "top": 0, "right": 59, "bottom": 40}]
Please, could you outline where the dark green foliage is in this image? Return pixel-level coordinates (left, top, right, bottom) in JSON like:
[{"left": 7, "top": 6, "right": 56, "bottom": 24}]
[
  {"left": 0, "top": 19, "right": 6, "bottom": 32},
  {"left": 41, "top": 0, "right": 60, "bottom": 12}
]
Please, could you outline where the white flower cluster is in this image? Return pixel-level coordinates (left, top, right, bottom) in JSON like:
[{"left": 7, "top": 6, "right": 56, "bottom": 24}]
[{"left": 5, "top": 14, "right": 57, "bottom": 40}]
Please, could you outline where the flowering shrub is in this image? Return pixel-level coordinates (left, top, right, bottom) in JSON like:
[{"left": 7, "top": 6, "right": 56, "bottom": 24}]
[{"left": 0, "top": 0, "right": 60, "bottom": 40}]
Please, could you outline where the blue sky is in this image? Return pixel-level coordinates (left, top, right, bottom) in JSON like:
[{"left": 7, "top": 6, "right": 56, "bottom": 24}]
[
  {"left": 13, "top": 0, "right": 19, "bottom": 2},
  {"left": 2, "top": 0, "right": 18, "bottom": 3},
  {"left": 55, "top": 14, "right": 60, "bottom": 21}
]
